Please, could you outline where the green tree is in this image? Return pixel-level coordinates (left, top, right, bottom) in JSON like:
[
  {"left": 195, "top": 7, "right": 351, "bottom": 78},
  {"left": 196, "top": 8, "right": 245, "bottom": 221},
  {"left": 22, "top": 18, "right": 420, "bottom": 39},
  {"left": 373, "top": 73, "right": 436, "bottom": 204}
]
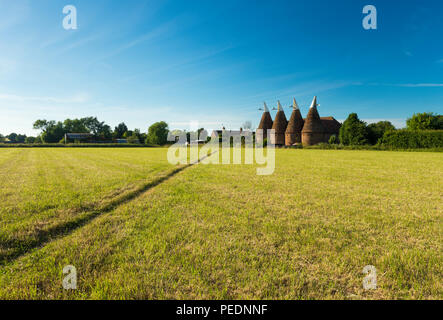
[
  {"left": 95, "top": 124, "right": 112, "bottom": 140},
  {"left": 25, "top": 136, "right": 37, "bottom": 144},
  {"left": 0, "top": 134, "right": 4, "bottom": 142},
  {"left": 132, "top": 128, "right": 147, "bottom": 143},
  {"left": 6, "top": 133, "right": 18, "bottom": 143},
  {"left": 4, "top": 133, "right": 26, "bottom": 143},
  {"left": 18, "top": 134, "right": 26, "bottom": 143},
  {"left": 122, "top": 130, "right": 133, "bottom": 139},
  {"left": 145, "top": 121, "right": 169, "bottom": 145},
  {"left": 339, "top": 113, "right": 369, "bottom": 145},
  {"left": 367, "top": 121, "right": 396, "bottom": 145},
  {"left": 33, "top": 119, "right": 49, "bottom": 130},
  {"left": 33, "top": 120, "right": 66, "bottom": 143},
  {"left": 63, "top": 119, "right": 89, "bottom": 133},
  {"left": 33, "top": 117, "right": 114, "bottom": 142},
  {"left": 406, "top": 112, "right": 442, "bottom": 130},
  {"left": 127, "top": 133, "right": 140, "bottom": 144},
  {"left": 113, "top": 122, "right": 128, "bottom": 139},
  {"left": 328, "top": 134, "right": 338, "bottom": 144},
  {"left": 75, "top": 117, "right": 112, "bottom": 139},
  {"left": 81, "top": 117, "right": 102, "bottom": 134}
]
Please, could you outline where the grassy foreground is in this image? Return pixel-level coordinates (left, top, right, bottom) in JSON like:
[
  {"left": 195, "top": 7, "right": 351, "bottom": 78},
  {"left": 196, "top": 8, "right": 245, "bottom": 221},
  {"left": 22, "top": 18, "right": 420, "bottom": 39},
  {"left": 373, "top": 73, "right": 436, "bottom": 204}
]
[
  {"left": 0, "top": 148, "right": 441, "bottom": 299},
  {"left": 0, "top": 148, "right": 174, "bottom": 263}
]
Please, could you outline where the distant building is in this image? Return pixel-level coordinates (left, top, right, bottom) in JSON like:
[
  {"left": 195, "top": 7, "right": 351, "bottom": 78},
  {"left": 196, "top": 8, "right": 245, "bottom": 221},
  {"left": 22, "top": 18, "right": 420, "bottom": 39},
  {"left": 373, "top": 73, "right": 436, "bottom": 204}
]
[
  {"left": 316, "top": 116, "right": 341, "bottom": 143},
  {"left": 65, "top": 133, "right": 93, "bottom": 143},
  {"left": 258, "top": 96, "right": 341, "bottom": 146},
  {"left": 211, "top": 130, "right": 223, "bottom": 139},
  {"left": 210, "top": 128, "right": 253, "bottom": 144}
]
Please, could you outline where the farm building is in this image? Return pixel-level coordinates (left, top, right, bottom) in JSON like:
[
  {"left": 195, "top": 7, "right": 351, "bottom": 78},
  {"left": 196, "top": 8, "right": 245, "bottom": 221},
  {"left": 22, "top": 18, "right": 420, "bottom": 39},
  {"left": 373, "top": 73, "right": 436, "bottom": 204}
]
[
  {"left": 259, "top": 96, "right": 341, "bottom": 146},
  {"left": 211, "top": 128, "right": 252, "bottom": 143},
  {"left": 64, "top": 133, "right": 93, "bottom": 143}
]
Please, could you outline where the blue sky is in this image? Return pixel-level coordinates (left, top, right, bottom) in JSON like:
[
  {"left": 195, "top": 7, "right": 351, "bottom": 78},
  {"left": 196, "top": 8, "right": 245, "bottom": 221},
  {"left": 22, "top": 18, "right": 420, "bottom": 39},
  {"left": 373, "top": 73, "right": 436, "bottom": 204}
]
[{"left": 1, "top": 0, "right": 443, "bottom": 136}]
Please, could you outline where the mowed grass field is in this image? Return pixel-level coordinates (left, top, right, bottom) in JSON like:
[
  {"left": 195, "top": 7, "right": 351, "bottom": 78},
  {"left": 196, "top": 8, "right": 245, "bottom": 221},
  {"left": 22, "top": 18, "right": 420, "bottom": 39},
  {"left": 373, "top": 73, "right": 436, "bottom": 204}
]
[{"left": 0, "top": 148, "right": 441, "bottom": 299}]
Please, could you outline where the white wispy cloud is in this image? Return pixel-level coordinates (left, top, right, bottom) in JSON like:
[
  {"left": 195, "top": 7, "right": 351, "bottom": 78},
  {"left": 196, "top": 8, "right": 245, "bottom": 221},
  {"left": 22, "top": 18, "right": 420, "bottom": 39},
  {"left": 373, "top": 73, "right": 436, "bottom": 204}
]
[
  {"left": 0, "top": 92, "right": 90, "bottom": 104},
  {"left": 120, "top": 44, "right": 236, "bottom": 84},
  {"left": 394, "top": 83, "right": 443, "bottom": 87},
  {"left": 53, "top": 32, "right": 108, "bottom": 55},
  {"left": 368, "top": 82, "right": 443, "bottom": 88},
  {"left": 91, "top": 17, "right": 181, "bottom": 64},
  {"left": 238, "top": 80, "right": 360, "bottom": 110}
]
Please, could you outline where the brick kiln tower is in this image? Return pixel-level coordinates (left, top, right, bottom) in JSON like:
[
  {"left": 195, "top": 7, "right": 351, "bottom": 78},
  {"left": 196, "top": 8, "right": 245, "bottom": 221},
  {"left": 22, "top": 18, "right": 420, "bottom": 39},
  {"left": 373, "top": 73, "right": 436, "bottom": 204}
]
[
  {"left": 285, "top": 98, "right": 304, "bottom": 146},
  {"left": 301, "top": 96, "right": 326, "bottom": 146},
  {"left": 256, "top": 102, "right": 273, "bottom": 143},
  {"left": 270, "top": 101, "right": 288, "bottom": 146}
]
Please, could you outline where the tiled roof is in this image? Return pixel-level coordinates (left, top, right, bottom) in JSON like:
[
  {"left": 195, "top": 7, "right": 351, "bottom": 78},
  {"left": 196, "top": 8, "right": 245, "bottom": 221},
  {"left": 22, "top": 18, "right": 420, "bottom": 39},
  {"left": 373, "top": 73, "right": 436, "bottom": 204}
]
[{"left": 319, "top": 117, "right": 341, "bottom": 133}]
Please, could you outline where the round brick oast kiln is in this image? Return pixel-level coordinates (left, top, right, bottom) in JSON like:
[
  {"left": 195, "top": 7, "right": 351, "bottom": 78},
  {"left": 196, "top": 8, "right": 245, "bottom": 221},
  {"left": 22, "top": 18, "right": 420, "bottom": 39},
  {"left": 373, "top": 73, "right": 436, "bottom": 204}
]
[
  {"left": 271, "top": 101, "right": 288, "bottom": 146},
  {"left": 285, "top": 98, "right": 304, "bottom": 146},
  {"left": 301, "top": 96, "right": 325, "bottom": 146},
  {"left": 257, "top": 102, "right": 273, "bottom": 143}
]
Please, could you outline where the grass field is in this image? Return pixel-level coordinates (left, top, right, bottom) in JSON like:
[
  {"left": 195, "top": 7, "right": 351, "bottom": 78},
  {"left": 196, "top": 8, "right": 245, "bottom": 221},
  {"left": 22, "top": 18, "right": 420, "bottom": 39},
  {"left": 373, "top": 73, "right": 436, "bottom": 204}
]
[{"left": 0, "top": 148, "right": 441, "bottom": 299}]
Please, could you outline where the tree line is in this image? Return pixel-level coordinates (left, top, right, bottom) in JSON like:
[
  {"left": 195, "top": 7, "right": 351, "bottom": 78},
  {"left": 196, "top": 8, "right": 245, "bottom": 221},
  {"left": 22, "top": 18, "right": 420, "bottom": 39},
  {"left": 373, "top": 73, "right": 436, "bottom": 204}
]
[
  {"left": 334, "top": 112, "right": 443, "bottom": 147},
  {"left": 1, "top": 112, "right": 442, "bottom": 148},
  {"left": 0, "top": 117, "right": 170, "bottom": 145}
]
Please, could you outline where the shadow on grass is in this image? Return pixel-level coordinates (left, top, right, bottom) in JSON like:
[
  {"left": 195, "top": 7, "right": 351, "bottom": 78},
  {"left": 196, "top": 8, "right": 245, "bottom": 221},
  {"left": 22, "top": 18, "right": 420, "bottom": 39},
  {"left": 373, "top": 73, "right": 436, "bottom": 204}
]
[{"left": 0, "top": 160, "right": 199, "bottom": 266}]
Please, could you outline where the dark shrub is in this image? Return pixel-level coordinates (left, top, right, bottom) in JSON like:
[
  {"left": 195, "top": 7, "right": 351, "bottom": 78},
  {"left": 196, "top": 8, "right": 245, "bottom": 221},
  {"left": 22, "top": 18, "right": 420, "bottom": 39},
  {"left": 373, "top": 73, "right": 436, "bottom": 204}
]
[
  {"left": 339, "top": 113, "right": 369, "bottom": 145},
  {"left": 381, "top": 130, "right": 443, "bottom": 148},
  {"left": 406, "top": 112, "right": 442, "bottom": 130},
  {"left": 328, "top": 134, "right": 338, "bottom": 144},
  {"left": 367, "top": 121, "right": 396, "bottom": 145}
]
